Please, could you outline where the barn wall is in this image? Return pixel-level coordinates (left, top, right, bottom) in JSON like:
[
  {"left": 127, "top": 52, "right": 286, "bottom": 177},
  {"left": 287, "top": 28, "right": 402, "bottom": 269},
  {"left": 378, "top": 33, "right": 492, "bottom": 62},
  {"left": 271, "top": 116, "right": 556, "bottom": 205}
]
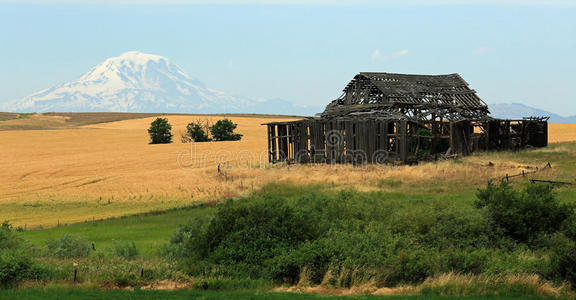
[{"left": 265, "top": 119, "right": 547, "bottom": 164}]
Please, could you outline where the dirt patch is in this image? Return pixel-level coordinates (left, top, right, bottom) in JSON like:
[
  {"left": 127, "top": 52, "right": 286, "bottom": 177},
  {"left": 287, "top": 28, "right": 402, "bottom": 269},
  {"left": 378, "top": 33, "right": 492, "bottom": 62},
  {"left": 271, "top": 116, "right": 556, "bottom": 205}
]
[{"left": 141, "top": 280, "right": 191, "bottom": 290}]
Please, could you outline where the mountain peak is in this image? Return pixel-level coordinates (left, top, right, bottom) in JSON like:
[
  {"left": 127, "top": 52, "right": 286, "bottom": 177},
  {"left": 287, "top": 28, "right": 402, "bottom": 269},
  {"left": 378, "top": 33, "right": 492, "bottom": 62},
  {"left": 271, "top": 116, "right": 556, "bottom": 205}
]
[
  {"left": 115, "top": 51, "right": 167, "bottom": 63},
  {"left": 0, "top": 52, "right": 316, "bottom": 115}
]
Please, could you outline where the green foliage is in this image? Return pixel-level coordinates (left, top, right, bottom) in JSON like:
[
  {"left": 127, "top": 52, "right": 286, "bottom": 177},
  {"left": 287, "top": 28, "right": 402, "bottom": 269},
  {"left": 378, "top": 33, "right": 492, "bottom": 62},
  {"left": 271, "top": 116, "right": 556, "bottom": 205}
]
[
  {"left": 0, "top": 221, "right": 20, "bottom": 250},
  {"left": 46, "top": 234, "right": 90, "bottom": 259},
  {"left": 475, "top": 181, "right": 572, "bottom": 243},
  {"left": 562, "top": 212, "right": 576, "bottom": 241},
  {"left": 549, "top": 233, "right": 576, "bottom": 286},
  {"left": 112, "top": 241, "right": 139, "bottom": 260},
  {"left": 167, "top": 189, "right": 490, "bottom": 286},
  {"left": 192, "top": 278, "right": 272, "bottom": 291},
  {"left": 162, "top": 215, "right": 213, "bottom": 260},
  {"left": 210, "top": 119, "right": 242, "bottom": 141},
  {"left": 169, "top": 198, "right": 317, "bottom": 278},
  {"left": 147, "top": 117, "right": 173, "bottom": 144},
  {"left": 183, "top": 122, "right": 211, "bottom": 143},
  {"left": 164, "top": 182, "right": 576, "bottom": 288},
  {"left": 416, "top": 127, "right": 432, "bottom": 152},
  {"left": 0, "top": 221, "right": 49, "bottom": 288},
  {"left": 112, "top": 273, "right": 139, "bottom": 287},
  {"left": 0, "top": 250, "right": 34, "bottom": 288}
]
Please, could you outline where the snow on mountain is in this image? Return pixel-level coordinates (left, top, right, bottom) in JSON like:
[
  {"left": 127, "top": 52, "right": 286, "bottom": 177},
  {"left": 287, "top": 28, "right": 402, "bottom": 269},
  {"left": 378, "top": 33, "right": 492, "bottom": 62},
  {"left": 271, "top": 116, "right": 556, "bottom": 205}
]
[
  {"left": 489, "top": 103, "right": 576, "bottom": 123},
  {"left": 0, "top": 51, "right": 318, "bottom": 115}
]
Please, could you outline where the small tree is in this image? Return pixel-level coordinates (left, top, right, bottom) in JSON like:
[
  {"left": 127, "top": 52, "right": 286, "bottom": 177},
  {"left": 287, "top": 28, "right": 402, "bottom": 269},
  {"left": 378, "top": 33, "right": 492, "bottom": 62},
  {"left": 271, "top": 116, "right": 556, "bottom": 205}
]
[
  {"left": 475, "top": 181, "right": 572, "bottom": 243},
  {"left": 211, "top": 119, "right": 242, "bottom": 141},
  {"left": 148, "top": 117, "right": 173, "bottom": 144},
  {"left": 182, "top": 122, "right": 211, "bottom": 143}
]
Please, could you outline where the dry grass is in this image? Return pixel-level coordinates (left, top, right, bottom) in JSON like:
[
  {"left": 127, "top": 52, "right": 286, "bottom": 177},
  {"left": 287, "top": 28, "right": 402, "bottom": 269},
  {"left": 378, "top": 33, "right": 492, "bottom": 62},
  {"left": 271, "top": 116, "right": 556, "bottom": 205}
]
[
  {"left": 0, "top": 112, "right": 20, "bottom": 121},
  {"left": 1, "top": 115, "right": 575, "bottom": 227},
  {"left": 548, "top": 123, "right": 576, "bottom": 143},
  {"left": 274, "top": 272, "right": 574, "bottom": 297},
  {"left": 0, "top": 112, "right": 301, "bottom": 130},
  {"left": 0, "top": 114, "right": 299, "bottom": 226},
  {"left": 416, "top": 273, "right": 574, "bottom": 298}
]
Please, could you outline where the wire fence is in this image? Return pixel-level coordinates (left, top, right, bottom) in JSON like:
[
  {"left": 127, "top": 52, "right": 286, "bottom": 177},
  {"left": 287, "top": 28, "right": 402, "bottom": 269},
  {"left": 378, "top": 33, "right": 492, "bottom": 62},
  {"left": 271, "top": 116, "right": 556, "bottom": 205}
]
[{"left": 494, "top": 161, "right": 574, "bottom": 185}]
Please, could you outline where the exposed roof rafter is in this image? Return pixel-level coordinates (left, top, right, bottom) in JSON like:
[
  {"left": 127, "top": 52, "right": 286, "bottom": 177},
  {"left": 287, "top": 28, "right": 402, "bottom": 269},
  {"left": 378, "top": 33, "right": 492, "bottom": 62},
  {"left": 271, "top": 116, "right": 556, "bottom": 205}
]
[{"left": 323, "top": 72, "right": 490, "bottom": 121}]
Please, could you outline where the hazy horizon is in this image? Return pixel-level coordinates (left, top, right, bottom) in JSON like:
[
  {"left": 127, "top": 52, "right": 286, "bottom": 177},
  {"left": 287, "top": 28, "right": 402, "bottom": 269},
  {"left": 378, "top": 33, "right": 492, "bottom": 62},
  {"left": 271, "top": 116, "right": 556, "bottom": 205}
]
[{"left": 1, "top": 1, "right": 574, "bottom": 116}]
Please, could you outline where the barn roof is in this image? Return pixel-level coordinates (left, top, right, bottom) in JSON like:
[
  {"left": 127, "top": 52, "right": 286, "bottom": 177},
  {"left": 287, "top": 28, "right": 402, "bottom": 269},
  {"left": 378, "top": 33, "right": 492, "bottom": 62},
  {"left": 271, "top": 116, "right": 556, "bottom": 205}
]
[{"left": 322, "top": 72, "right": 490, "bottom": 120}]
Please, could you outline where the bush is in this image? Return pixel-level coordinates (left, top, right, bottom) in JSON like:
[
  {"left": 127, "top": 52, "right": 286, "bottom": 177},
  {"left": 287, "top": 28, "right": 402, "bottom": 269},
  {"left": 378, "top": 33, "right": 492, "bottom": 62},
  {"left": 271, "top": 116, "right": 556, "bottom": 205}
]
[
  {"left": 162, "top": 216, "right": 212, "bottom": 261},
  {"left": 562, "top": 213, "right": 576, "bottom": 241},
  {"left": 549, "top": 234, "right": 576, "bottom": 286},
  {"left": 475, "top": 181, "right": 572, "bottom": 244},
  {"left": 0, "top": 221, "right": 49, "bottom": 288},
  {"left": 165, "top": 183, "right": 576, "bottom": 288},
  {"left": 182, "top": 122, "right": 211, "bottom": 143},
  {"left": 0, "top": 250, "right": 34, "bottom": 288},
  {"left": 167, "top": 197, "right": 318, "bottom": 278},
  {"left": 210, "top": 119, "right": 242, "bottom": 141},
  {"left": 0, "top": 221, "right": 20, "bottom": 250},
  {"left": 203, "top": 198, "right": 316, "bottom": 276},
  {"left": 46, "top": 234, "right": 90, "bottom": 259},
  {"left": 148, "top": 117, "right": 173, "bottom": 144},
  {"left": 112, "top": 241, "right": 139, "bottom": 260}
]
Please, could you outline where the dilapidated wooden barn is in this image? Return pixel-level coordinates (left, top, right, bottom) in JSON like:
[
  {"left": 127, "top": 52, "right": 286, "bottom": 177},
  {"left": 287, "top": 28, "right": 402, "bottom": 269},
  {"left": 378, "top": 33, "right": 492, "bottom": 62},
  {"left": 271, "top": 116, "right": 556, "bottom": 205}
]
[{"left": 264, "top": 72, "right": 548, "bottom": 164}]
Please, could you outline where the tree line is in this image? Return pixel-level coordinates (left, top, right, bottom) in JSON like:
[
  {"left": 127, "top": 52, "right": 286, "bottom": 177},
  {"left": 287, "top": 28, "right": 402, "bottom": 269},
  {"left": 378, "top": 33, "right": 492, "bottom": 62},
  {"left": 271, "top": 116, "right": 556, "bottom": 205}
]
[{"left": 148, "top": 117, "right": 242, "bottom": 144}]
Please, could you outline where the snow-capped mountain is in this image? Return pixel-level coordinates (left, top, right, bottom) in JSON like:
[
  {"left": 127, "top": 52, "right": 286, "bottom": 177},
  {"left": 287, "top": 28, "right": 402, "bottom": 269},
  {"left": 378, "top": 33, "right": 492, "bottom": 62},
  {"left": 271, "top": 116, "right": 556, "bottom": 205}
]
[{"left": 1, "top": 51, "right": 317, "bottom": 115}]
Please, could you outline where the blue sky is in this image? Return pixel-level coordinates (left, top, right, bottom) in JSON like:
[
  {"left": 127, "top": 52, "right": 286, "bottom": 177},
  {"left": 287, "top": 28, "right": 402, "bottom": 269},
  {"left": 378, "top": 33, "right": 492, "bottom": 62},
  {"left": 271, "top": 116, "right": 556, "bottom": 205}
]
[{"left": 0, "top": 0, "right": 575, "bottom": 115}]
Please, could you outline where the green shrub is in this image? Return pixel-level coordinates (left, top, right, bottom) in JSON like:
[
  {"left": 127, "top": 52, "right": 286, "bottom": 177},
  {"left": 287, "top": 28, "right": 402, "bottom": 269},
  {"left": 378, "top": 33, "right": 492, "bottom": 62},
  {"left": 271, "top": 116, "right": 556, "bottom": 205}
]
[
  {"left": 165, "top": 182, "right": 576, "bottom": 288},
  {"left": 423, "top": 206, "right": 497, "bottom": 249},
  {"left": 0, "top": 250, "right": 33, "bottom": 288},
  {"left": 206, "top": 199, "right": 315, "bottom": 264},
  {"left": 475, "top": 181, "right": 572, "bottom": 244},
  {"left": 549, "top": 233, "right": 576, "bottom": 286},
  {"left": 210, "top": 119, "right": 242, "bottom": 141},
  {"left": 389, "top": 248, "right": 437, "bottom": 285},
  {"left": 167, "top": 197, "right": 319, "bottom": 278},
  {"left": 0, "top": 221, "right": 50, "bottom": 288},
  {"left": 147, "top": 117, "right": 173, "bottom": 144},
  {"left": 182, "top": 122, "right": 211, "bottom": 143},
  {"left": 441, "top": 248, "right": 489, "bottom": 275},
  {"left": 46, "top": 234, "right": 90, "bottom": 259},
  {"left": 112, "top": 241, "right": 139, "bottom": 260},
  {"left": 0, "top": 221, "right": 20, "bottom": 250},
  {"left": 562, "top": 213, "right": 576, "bottom": 241},
  {"left": 162, "top": 215, "right": 213, "bottom": 261}
]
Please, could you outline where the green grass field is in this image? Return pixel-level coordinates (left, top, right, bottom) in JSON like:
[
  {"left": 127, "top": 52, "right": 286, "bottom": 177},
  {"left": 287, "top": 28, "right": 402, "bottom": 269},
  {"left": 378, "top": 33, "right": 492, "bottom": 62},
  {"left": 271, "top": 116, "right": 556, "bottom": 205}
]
[
  {"left": 15, "top": 189, "right": 483, "bottom": 256},
  {"left": 0, "top": 289, "right": 560, "bottom": 300},
  {"left": 18, "top": 205, "right": 215, "bottom": 256}
]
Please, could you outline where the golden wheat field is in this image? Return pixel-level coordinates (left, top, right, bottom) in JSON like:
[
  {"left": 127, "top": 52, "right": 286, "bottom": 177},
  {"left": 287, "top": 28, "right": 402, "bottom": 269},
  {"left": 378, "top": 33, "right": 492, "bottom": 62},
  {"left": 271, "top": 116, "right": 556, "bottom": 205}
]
[{"left": 1, "top": 114, "right": 575, "bottom": 227}]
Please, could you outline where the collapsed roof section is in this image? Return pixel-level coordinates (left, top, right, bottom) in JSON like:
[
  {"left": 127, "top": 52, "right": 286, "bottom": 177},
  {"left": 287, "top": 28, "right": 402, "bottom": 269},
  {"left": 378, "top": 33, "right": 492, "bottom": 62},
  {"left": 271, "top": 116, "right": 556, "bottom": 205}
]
[{"left": 322, "top": 72, "right": 490, "bottom": 121}]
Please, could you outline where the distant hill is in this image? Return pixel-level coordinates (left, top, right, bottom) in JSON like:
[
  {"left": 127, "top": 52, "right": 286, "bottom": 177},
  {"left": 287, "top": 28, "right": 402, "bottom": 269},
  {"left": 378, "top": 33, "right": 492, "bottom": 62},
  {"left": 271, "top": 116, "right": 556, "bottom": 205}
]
[
  {"left": 489, "top": 103, "right": 576, "bottom": 123},
  {"left": 0, "top": 51, "right": 321, "bottom": 116}
]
